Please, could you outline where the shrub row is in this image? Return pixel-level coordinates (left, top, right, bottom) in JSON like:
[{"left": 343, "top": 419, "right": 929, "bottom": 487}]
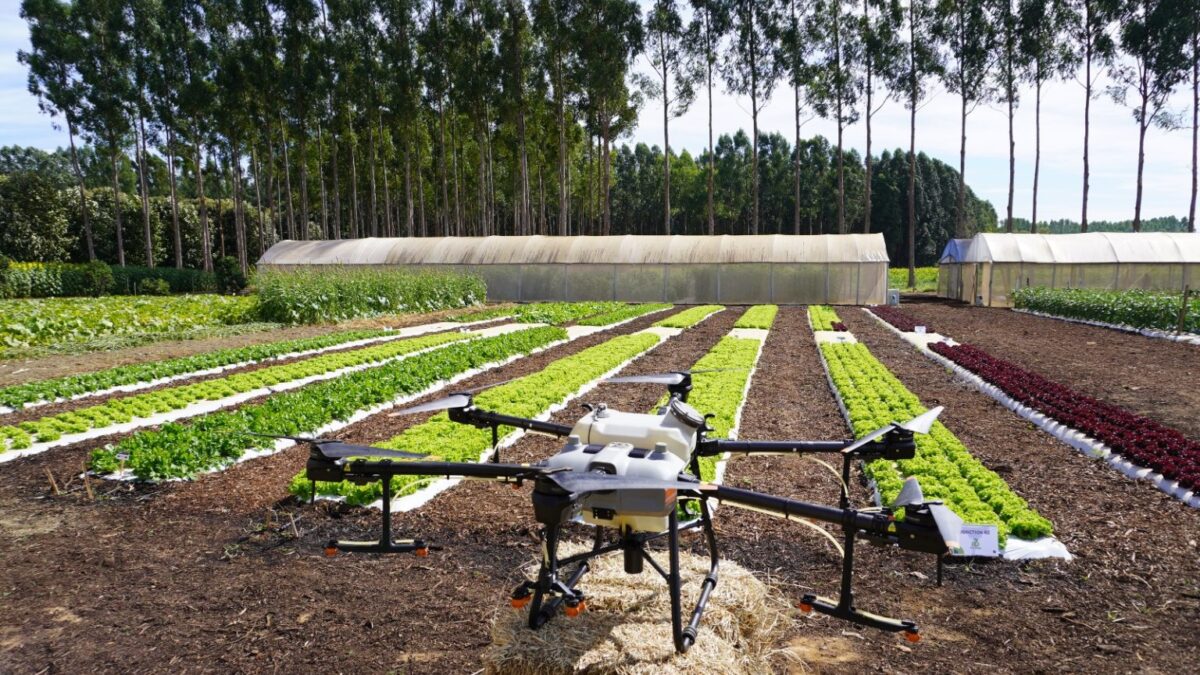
[
  {"left": 808, "top": 305, "right": 846, "bottom": 331},
  {"left": 653, "top": 305, "right": 722, "bottom": 328},
  {"left": 930, "top": 341, "right": 1200, "bottom": 491},
  {"left": 2, "top": 330, "right": 473, "bottom": 450},
  {"left": 868, "top": 305, "right": 931, "bottom": 333},
  {"left": 0, "top": 328, "right": 400, "bottom": 410},
  {"left": 255, "top": 267, "right": 486, "bottom": 324},
  {"left": 88, "top": 326, "right": 566, "bottom": 480},
  {"left": 821, "top": 342, "right": 1054, "bottom": 543},
  {"left": 0, "top": 260, "right": 219, "bottom": 298},
  {"left": 1013, "top": 287, "right": 1200, "bottom": 334},
  {"left": 576, "top": 303, "right": 673, "bottom": 326},
  {"left": 733, "top": 305, "right": 778, "bottom": 330},
  {"left": 292, "top": 330, "right": 664, "bottom": 504}
]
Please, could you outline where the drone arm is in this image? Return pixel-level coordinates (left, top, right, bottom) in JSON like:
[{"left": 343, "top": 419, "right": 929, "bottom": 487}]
[
  {"left": 696, "top": 438, "right": 851, "bottom": 457},
  {"left": 450, "top": 407, "right": 573, "bottom": 438}
]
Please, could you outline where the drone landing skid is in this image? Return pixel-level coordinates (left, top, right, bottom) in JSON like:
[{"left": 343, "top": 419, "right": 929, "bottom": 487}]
[
  {"left": 512, "top": 500, "right": 720, "bottom": 654},
  {"left": 324, "top": 470, "right": 438, "bottom": 557}
]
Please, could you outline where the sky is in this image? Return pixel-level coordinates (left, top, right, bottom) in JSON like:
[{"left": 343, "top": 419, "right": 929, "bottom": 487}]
[{"left": 1, "top": 0, "right": 1195, "bottom": 224}]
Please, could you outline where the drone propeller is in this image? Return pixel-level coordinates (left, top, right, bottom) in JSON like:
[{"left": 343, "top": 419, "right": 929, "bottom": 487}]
[
  {"left": 841, "top": 406, "right": 944, "bottom": 455},
  {"left": 892, "top": 476, "right": 963, "bottom": 553},
  {"left": 605, "top": 367, "right": 748, "bottom": 386},
  {"left": 388, "top": 377, "right": 528, "bottom": 417},
  {"left": 248, "top": 432, "right": 427, "bottom": 460},
  {"left": 892, "top": 475, "right": 926, "bottom": 507}
]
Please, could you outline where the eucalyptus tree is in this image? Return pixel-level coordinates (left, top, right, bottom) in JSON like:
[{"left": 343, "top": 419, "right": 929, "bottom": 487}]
[
  {"left": 532, "top": 0, "right": 582, "bottom": 235},
  {"left": 1108, "top": 0, "right": 1190, "bottom": 231},
  {"left": 989, "top": 0, "right": 1030, "bottom": 232},
  {"left": 934, "top": 0, "right": 996, "bottom": 237},
  {"left": 278, "top": 0, "right": 323, "bottom": 240},
  {"left": 501, "top": 0, "right": 536, "bottom": 235},
  {"left": 19, "top": 0, "right": 95, "bottom": 260},
  {"left": 890, "top": 0, "right": 942, "bottom": 286},
  {"left": 637, "top": 0, "right": 696, "bottom": 234},
  {"left": 176, "top": 0, "right": 216, "bottom": 270},
  {"left": 420, "top": 0, "right": 455, "bottom": 235},
  {"left": 685, "top": 0, "right": 730, "bottom": 235},
  {"left": 858, "top": 0, "right": 902, "bottom": 233},
  {"left": 806, "top": 0, "right": 861, "bottom": 233},
  {"left": 1067, "top": 0, "right": 1115, "bottom": 232},
  {"left": 1187, "top": 0, "right": 1199, "bottom": 232},
  {"left": 379, "top": 0, "right": 424, "bottom": 237},
  {"left": 1019, "top": 0, "right": 1076, "bottom": 231},
  {"left": 722, "top": 0, "right": 783, "bottom": 234},
  {"left": 780, "top": 0, "right": 813, "bottom": 235}
]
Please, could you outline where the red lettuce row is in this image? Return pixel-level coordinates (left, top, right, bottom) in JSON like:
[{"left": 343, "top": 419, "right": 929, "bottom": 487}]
[
  {"left": 869, "top": 306, "right": 931, "bottom": 333},
  {"left": 929, "top": 342, "right": 1200, "bottom": 491}
]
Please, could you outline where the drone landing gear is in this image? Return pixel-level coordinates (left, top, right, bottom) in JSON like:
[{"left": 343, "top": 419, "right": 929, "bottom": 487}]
[
  {"left": 324, "top": 474, "right": 438, "bottom": 557},
  {"left": 511, "top": 498, "right": 720, "bottom": 654}
]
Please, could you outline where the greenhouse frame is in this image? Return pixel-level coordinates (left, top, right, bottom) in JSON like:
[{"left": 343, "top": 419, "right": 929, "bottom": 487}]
[
  {"left": 258, "top": 234, "right": 891, "bottom": 305},
  {"left": 937, "top": 232, "right": 1200, "bottom": 307}
]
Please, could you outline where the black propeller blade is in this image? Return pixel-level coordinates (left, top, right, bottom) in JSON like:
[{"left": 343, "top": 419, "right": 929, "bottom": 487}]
[
  {"left": 389, "top": 394, "right": 473, "bottom": 417},
  {"left": 892, "top": 476, "right": 964, "bottom": 553},
  {"left": 247, "top": 432, "right": 427, "bottom": 460},
  {"left": 841, "top": 406, "right": 944, "bottom": 454}
]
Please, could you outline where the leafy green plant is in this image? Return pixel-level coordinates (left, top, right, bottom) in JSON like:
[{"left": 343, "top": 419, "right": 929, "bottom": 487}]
[
  {"left": 88, "top": 326, "right": 565, "bottom": 480},
  {"left": 139, "top": 278, "right": 171, "bottom": 296},
  {"left": 653, "top": 305, "right": 723, "bottom": 328},
  {"left": 214, "top": 256, "right": 248, "bottom": 294},
  {"left": 821, "top": 341, "right": 1054, "bottom": 543},
  {"left": 888, "top": 267, "right": 938, "bottom": 292},
  {"left": 808, "top": 305, "right": 845, "bottom": 331},
  {"left": 576, "top": 303, "right": 673, "bottom": 326},
  {"left": 294, "top": 331, "right": 663, "bottom": 504},
  {"left": 733, "top": 305, "right": 778, "bottom": 330},
  {"left": 453, "top": 301, "right": 626, "bottom": 326},
  {"left": 255, "top": 267, "right": 485, "bottom": 324},
  {"left": 1013, "top": 287, "right": 1200, "bottom": 334}
]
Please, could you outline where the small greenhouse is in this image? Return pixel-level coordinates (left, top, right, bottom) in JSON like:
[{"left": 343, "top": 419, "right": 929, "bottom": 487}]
[
  {"left": 938, "top": 232, "right": 1200, "bottom": 307},
  {"left": 258, "top": 234, "right": 890, "bottom": 305}
]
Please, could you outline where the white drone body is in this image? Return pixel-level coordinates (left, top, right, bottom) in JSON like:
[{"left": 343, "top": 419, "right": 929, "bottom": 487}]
[{"left": 543, "top": 398, "right": 707, "bottom": 533}]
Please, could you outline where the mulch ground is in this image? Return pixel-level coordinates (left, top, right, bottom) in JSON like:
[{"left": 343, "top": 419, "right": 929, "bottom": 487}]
[{"left": 2, "top": 304, "right": 1199, "bottom": 674}]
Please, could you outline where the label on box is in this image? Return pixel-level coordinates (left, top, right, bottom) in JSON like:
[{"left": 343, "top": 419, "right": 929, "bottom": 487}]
[
  {"left": 914, "top": 326, "right": 927, "bottom": 335},
  {"left": 958, "top": 524, "right": 1000, "bottom": 557}
]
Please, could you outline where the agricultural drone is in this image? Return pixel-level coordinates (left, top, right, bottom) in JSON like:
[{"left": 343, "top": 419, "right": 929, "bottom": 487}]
[{"left": 295, "top": 370, "right": 962, "bottom": 653}]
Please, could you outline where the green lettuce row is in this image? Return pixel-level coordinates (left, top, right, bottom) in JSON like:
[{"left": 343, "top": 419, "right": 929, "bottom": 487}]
[
  {"left": 660, "top": 336, "right": 762, "bottom": 483},
  {"left": 0, "top": 328, "right": 403, "bottom": 410},
  {"left": 291, "top": 331, "right": 664, "bottom": 504},
  {"left": 733, "top": 305, "right": 778, "bottom": 330},
  {"left": 653, "top": 305, "right": 723, "bottom": 328},
  {"left": 452, "top": 301, "right": 625, "bottom": 326},
  {"left": 2, "top": 330, "right": 474, "bottom": 450},
  {"left": 820, "top": 342, "right": 1054, "bottom": 543},
  {"left": 1013, "top": 287, "right": 1200, "bottom": 334},
  {"left": 88, "top": 326, "right": 566, "bottom": 480},
  {"left": 576, "top": 303, "right": 673, "bottom": 326},
  {"left": 807, "top": 305, "right": 844, "bottom": 331}
]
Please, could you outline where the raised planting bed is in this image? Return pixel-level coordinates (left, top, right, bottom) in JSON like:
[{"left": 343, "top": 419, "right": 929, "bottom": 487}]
[
  {"left": 929, "top": 341, "right": 1200, "bottom": 506},
  {"left": 451, "top": 301, "right": 625, "bottom": 325},
  {"left": 808, "top": 306, "right": 847, "bottom": 332},
  {"left": 577, "top": 303, "right": 673, "bottom": 326},
  {"left": 88, "top": 326, "right": 567, "bottom": 480},
  {"left": 653, "top": 305, "right": 723, "bottom": 329},
  {"left": 0, "top": 329, "right": 478, "bottom": 453},
  {"left": 819, "top": 341, "right": 1057, "bottom": 548},
  {"left": 867, "top": 305, "right": 931, "bottom": 333},
  {"left": 1013, "top": 287, "right": 1200, "bottom": 338},
  {"left": 733, "top": 305, "right": 778, "bottom": 330},
  {"left": 293, "top": 330, "right": 666, "bottom": 505}
]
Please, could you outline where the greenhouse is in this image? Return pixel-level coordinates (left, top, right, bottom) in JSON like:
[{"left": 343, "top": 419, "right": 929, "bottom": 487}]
[
  {"left": 937, "top": 232, "right": 1200, "bottom": 307},
  {"left": 258, "top": 234, "right": 890, "bottom": 305}
]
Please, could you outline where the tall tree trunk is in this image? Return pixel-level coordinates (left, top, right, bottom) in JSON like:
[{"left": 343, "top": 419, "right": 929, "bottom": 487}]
[
  {"left": 194, "top": 136, "right": 212, "bottom": 271},
  {"left": 368, "top": 121, "right": 379, "bottom": 237},
  {"left": 350, "top": 132, "right": 361, "bottom": 239},
  {"left": 438, "top": 101, "right": 450, "bottom": 236},
  {"left": 215, "top": 152, "right": 226, "bottom": 258},
  {"left": 1190, "top": 33, "right": 1198, "bottom": 233},
  {"left": 451, "top": 119, "right": 463, "bottom": 236},
  {"left": 109, "top": 138, "right": 125, "bottom": 267},
  {"left": 1032, "top": 77, "right": 1042, "bottom": 233},
  {"left": 749, "top": 12, "right": 760, "bottom": 236},
  {"left": 661, "top": 31, "right": 671, "bottom": 236},
  {"left": 1133, "top": 96, "right": 1148, "bottom": 232},
  {"left": 602, "top": 117, "right": 612, "bottom": 235},
  {"left": 956, "top": 90, "right": 968, "bottom": 237},
  {"left": 251, "top": 144, "right": 266, "bottom": 259},
  {"left": 863, "top": 0, "right": 873, "bottom": 234},
  {"left": 1082, "top": 20, "right": 1092, "bottom": 232},
  {"left": 380, "top": 117, "right": 393, "bottom": 237},
  {"left": 232, "top": 142, "right": 248, "bottom": 272},
  {"left": 404, "top": 139, "right": 414, "bottom": 236},
  {"left": 834, "top": 8, "right": 845, "bottom": 234},
  {"left": 136, "top": 116, "right": 153, "bottom": 267},
  {"left": 794, "top": 81, "right": 802, "bottom": 235},
  {"left": 1005, "top": 84, "right": 1015, "bottom": 232},
  {"left": 331, "top": 131, "right": 342, "bottom": 240},
  {"left": 280, "top": 119, "right": 296, "bottom": 240},
  {"left": 66, "top": 120, "right": 94, "bottom": 261},
  {"left": 297, "top": 131, "right": 310, "bottom": 240},
  {"left": 266, "top": 138, "right": 279, "bottom": 243},
  {"left": 705, "top": 12, "right": 716, "bottom": 235},
  {"left": 416, "top": 134, "right": 427, "bottom": 237},
  {"left": 556, "top": 58, "right": 568, "bottom": 236},
  {"left": 477, "top": 119, "right": 489, "bottom": 236},
  {"left": 907, "top": 22, "right": 918, "bottom": 289},
  {"left": 165, "top": 129, "right": 182, "bottom": 268},
  {"left": 317, "top": 122, "right": 329, "bottom": 238}
]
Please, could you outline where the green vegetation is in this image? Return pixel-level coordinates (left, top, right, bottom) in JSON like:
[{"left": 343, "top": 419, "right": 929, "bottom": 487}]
[
  {"left": 807, "top": 305, "right": 845, "bottom": 331},
  {"left": 2, "top": 330, "right": 473, "bottom": 450},
  {"left": 576, "top": 303, "right": 673, "bottom": 326},
  {"left": 88, "top": 327, "right": 565, "bottom": 480},
  {"left": 0, "top": 261, "right": 217, "bottom": 298},
  {"left": 653, "top": 305, "right": 722, "bottom": 328},
  {"left": 0, "top": 328, "right": 408, "bottom": 409},
  {"left": 453, "top": 301, "right": 624, "bottom": 326},
  {"left": 888, "top": 267, "right": 938, "bottom": 292},
  {"left": 0, "top": 295, "right": 258, "bottom": 353},
  {"left": 675, "top": 337, "right": 762, "bottom": 482},
  {"left": 254, "top": 267, "right": 485, "bottom": 324},
  {"left": 293, "top": 331, "right": 663, "bottom": 504},
  {"left": 821, "top": 342, "right": 1053, "bottom": 543},
  {"left": 1013, "top": 287, "right": 1200, "bottom": 334},
  {"left": 733, "top": 305, "right": 778, "bottom": 330}
]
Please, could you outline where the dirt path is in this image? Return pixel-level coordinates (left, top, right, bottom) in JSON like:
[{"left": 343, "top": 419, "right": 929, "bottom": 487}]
[
  {"left": 900, "top": 302, "right": 1200, "bottom": 439},
  {"left": 0, "top": 308, "right": 733, "bottom": 673}
]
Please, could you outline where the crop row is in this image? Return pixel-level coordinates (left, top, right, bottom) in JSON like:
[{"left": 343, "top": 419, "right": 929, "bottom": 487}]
[
  {"left": 1013, "top": 287, "right": 1200, "bottom": 335},
  {"left": 452, "top": 301, "right": 625, "bottom": 325},
  {"left": 0, "top": 295, "right": 259, "bottom": 351},
  {"left": 576, "top": 303, "right": 673, "bottom": 326},
  {"left": 808, "top": 305, "right": 846, "bottom": 331},
  {"left": 0, "top": 328, "right": 404, "bottom": 410},
  {"left": 733, "top": 305, "right": 778, "bottom": 330},
  {"left": 1, "top": 330, "right": 474, "bottom": 451},
  {"left": 292, "top": 330, "right": 665, "bottom": 504},
  {"left": 88, "top": 326, "right": 566, "bottom": 480},
  {"left": 255, "top": 267, "right": 485, "bottom": 324},
  {"left": 653, "top": 305, "right": 722, "bottom": 328},
  {"left": 867, "top": 306, "right": 930, "bottom": 333},
  {"left": 821, "top": 341, "right": 1054, "bottom": 543},
  {"left": 679, "top": 335, "right": 763, "bottom": 482},
  {"left": 929, "top": 341, "right": 1200, "bottom": 492}
]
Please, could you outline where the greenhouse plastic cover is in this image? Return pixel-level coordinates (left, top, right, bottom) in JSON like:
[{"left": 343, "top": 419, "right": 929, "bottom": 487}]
[{"left": 952, "top": 232, "right": 1200, "bottom": 264}]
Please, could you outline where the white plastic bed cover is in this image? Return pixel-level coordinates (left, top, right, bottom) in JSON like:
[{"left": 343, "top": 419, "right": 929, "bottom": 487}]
[{"left": 258, "top": 234, "right": 892, "bottom": 305}]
